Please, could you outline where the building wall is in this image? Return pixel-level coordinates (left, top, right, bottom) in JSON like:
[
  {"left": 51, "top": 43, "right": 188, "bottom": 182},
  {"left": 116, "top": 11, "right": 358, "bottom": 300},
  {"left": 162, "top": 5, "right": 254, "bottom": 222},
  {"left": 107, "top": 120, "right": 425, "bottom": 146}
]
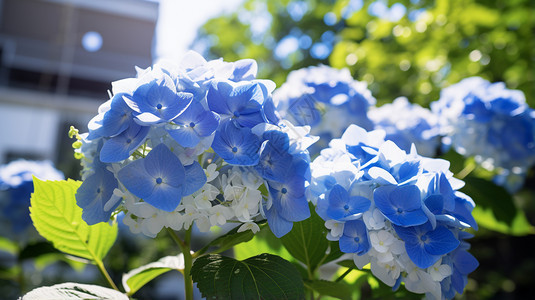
[{"left": 0, "top": 0, "right": 158, "bottom": 174}]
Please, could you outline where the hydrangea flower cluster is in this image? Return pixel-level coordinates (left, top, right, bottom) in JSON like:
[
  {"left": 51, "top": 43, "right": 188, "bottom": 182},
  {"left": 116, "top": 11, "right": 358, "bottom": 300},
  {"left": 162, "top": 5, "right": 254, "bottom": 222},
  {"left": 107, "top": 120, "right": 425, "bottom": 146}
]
[
  {"left": 74, "top": 51, "right": 316, "bottom": 238},
  {"left": 369, "top": 97, "right": 441, "bottom": 157},
  {"left": 431, "top": 77, "right": 535, "bottom": 191},
  {"left": 0, "top": 160, "right": 64, "bottom": 234},
  {"left": 308, "top": 125, "right": 478, "bottom": 299},
  {"left": 273, "top": 65, "right": 375, "bottom": 154}
]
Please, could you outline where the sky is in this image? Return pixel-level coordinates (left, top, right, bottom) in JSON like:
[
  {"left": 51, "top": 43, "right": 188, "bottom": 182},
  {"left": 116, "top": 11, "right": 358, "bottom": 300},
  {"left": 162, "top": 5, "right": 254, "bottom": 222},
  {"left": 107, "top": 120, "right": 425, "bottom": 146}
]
[{"left": 153, "top": 0, "right": 245, "bottom": 62}]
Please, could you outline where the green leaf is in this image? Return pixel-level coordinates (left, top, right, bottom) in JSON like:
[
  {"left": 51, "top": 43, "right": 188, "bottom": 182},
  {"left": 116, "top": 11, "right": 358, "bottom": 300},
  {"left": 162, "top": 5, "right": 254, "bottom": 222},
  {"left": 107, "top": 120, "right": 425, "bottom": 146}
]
[
  {"left": 29, "top": 178, "right": 118, "bottom": 262},
  {"left": 305, "top": 280, "right": 353, "bottom": 300},
  {"left": 461, "top": 176, "right": 516, "bottom": 225},
  {"left": 472, "top": 205, "right": 535, "bottom": 236},
  {"left": 19, "top": 241, "right": 59, "bottom": 260},
  {"left": 280, "top": 204, "right": 329, "bottom": 272},
  {"left": 233, "top": 225, "right": 293, "bottom": 261},
  {"left": 192, "top": 253, "right": 305, "bottom": 300},
  {"left": 0, "top": 236, "right": 18, "bottom": 255},
  {"left": 197, "top": 222, "right": 264, "bottom": 256},
  {"left": 21, "top": 283, "right": 128, "bottom": 300},
  {"left": 123, "top": 255, "right": 185, "bottom": 296}
]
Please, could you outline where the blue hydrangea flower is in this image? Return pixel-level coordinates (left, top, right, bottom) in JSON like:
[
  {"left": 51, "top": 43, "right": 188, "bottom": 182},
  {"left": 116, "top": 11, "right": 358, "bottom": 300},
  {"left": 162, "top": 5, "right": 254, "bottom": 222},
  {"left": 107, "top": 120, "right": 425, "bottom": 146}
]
[
  {"left": 117, "top": 144, "right": 206, "bottom": 212},
  {"left": 87, "top": 93, "right": 135, "bottom": 140},
  {"left": 374, "top": 184, "right": 428, "bottom": 227},
  {"left": 0, "top": 160, "right": 64, "bottom": 234},
  {"left": 369, "top": 97, "right": 440, "bottom": 157},
  {"left": 207, "top": 80, "right": 269, "bottom": 128},
  {"left": 431, "top": 77, "right": 535, "bottom": 192},
  {"left": 74, "top": 51, "right": 316, "bottom": 240},
  {"left": 323, "top": 184, "right": 370, "bottom": 221},
  {"left": 308, "top": 124, "right": 478, "bottom": 299},
  {"left": 166, "top": 101, "right": 220, "bottom": 148},
  {"left": 99, "top": 123, "right": 150, "bottom": 163},
  {"left": 393, "top": 222, "right": 460, "bottom": 269},
  {"left": 123, "top": 71, "right": 194, "bottom": 125},
  {"left": 254, "top": 130, "right": 293, "bottom": 182},
  {"left": 274, "top": 65, "right": 376, "bottom": 155},
  {"left": 339, "top": 219, "right": 370, "bottom": 255},
  {"left": 76, "top": 164, "right": 119, "bottom": 225},
  {"left": 211, "top": 121, "right": 261, "bottom": 166}
]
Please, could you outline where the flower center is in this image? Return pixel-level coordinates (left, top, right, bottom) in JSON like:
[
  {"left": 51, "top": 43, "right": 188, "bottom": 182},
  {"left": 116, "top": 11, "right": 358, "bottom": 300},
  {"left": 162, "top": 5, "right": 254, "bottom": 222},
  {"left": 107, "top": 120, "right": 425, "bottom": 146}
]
[
  {"left": 354, "top": 237, "right": 360, "bottom": 243},
  {"left": 189, "top": 122, "right": 196, "bottom": 128},
  {"left": 233, "top": 111, "right": 240, "bottom": 118},
  {"left": 344, "top": 204, "right": 350, "bottom": 210},
  {"left": 126, "top": 138, "right": 132, "bottom": 144},
  {"left": 281, "top": 188, "right": 288, "bottom": 194},
  {"left": 96, "top": 188, "right": 101, "bottom": 194},
  {"left": 232, "top": 147, "right": 238, "bottom": 153},
  {"left": 156, "top": 177, "right": 163, "bottom": 185},
  {"left": 396, "top": 207, "right": 403, "bottom": 214},
  {"left": 156, "top": 103, "right": 163, "bottom": 110},
  {"left": 420, "top": 235, "right": 428, "bottom": 242}
]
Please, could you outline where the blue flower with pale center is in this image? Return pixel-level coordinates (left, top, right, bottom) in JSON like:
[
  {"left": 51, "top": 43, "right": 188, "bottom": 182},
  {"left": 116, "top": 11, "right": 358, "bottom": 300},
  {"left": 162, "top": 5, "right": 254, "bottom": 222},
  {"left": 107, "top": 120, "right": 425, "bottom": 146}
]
[
  {"left": 117, "top": 143, "right": 206, "bottom": 212},
  {"left": 255, "top": 130, "right": 294, "bottom": 182},
  {"left": 87, "top": 93, "right": 135, "bottom": 140},
  {"left": 266, "top": 174, "right": 311, "bottom": 237},
  {"left": 211, "top": 121, "right": 261, "bottom": 166},
  {"left": 374, "top": 184, "right": 428, "bottom": 227},
  {"left": 76, "top": 165, "right": 119, "bottom": 225},
  {"left": 339, "top": 219, "right": 370, "bottom": 255},
  {"left": 166, "top": 101, "right": 220, "bottom": 148},
  {"left": 393, "top": 222, "right": 460, "bottom": 269},
  {"left": 207, "top": 80, "right": 268, "bottom": 128},
  {"left": 124, "top": 72, "right": 193, "bottom": 125},
  {"left": 100, "top": 123, "right": 150, "bottom": 163},
  {"left": 322, "top": 184, "right": 370, "bottom": 221}
]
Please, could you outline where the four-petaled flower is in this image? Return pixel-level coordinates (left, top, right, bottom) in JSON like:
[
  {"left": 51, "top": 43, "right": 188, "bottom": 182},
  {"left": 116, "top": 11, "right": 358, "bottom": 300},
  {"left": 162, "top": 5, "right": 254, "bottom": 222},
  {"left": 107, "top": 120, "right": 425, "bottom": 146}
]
[{"left": 117, "top": 143, "right": 206, "bottom": 212}]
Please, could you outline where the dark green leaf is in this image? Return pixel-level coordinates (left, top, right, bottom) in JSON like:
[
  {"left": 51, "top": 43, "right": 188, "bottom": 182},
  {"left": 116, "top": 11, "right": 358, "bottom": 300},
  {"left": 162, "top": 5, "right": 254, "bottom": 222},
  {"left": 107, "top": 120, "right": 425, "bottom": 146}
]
[
  {"left": 461, "top": 176, "right": 516, "bottom": 225},
  {"left": 192, "top": 253, "right": 305, "bottom": 300},
  {"left": 280, "top": 204, "right": 328, "bottom": 272},
  {"left": 19, "top": 241, "right": 59, "bottom": 261},
  {"left": 197, "top": 221, "right": 264, "bottom": 256},
  {"left": 306, "top": 280, "right": 353, "bottom": 300}
]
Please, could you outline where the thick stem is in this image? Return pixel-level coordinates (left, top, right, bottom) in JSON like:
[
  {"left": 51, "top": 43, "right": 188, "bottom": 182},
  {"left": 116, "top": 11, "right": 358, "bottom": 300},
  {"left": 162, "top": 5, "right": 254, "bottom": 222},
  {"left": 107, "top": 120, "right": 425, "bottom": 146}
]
[
  {"left": 95, "top": 259, "right": 119, "bottom": 291},
  {"left": 167, "top": 228, "right": 194, "bottom": 300}
]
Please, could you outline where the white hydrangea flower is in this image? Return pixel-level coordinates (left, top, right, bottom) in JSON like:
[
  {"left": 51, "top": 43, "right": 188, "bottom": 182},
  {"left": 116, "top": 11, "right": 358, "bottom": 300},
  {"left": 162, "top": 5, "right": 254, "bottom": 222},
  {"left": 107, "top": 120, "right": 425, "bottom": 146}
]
[
  {"left": 204, "top": 163, "right": 219, "bottom": 182},
  {"left": 325, "top": 220, "right": 344, "bottom": 239}
]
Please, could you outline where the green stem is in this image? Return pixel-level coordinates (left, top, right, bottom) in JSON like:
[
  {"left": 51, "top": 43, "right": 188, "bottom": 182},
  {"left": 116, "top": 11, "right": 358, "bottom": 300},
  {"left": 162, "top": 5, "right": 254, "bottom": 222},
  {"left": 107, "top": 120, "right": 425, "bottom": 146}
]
[
  {"left": 95, "top": 259, "right": 119, "bottom": 291},
  {"left": 457, "top": 162, "right": 476, "bottom": 180},
  {"left": 167, "top": 228, "right": 194, "bottom": 300},
  {"left": 335, "top": 267, "right": 354, "bottom": 283}
]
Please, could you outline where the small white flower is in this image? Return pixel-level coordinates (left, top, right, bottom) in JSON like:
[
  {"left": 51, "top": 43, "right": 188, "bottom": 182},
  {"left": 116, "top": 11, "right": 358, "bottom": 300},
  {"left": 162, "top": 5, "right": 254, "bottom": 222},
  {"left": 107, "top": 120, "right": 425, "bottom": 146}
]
[
  {"left": 208, "top": 205, "right": 232, "bottom": 226},
  {"left": 363, "top": 208, "right": 386, "bottom": 230},
  {"left": 325, "top": 220, "right": 344, "bottom": 238},
  {"left": 195, "top": 215, "right": 211, "bottom": 232},
  {"left": 205, "top": 163, "right": 219, "bottom": 182},
  {"left": 370, "top": 230, "right": 394, "bottom": 253},
  {"left": 427, "top": 260, "right": 452, "bottom": 282}
]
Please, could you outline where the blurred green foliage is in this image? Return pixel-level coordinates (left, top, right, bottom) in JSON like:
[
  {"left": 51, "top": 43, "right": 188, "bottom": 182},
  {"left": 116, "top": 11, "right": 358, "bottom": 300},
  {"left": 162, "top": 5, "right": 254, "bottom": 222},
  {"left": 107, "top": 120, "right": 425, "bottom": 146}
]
[{"left": 195, "top": 0, "right": 534, "bottom": 107}]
